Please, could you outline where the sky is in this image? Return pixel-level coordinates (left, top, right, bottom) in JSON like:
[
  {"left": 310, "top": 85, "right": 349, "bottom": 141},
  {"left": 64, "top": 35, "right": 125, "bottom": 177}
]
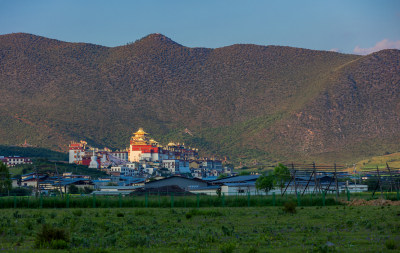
[{"left": 0, "top": 0, "right": 399, "bottom": 55}]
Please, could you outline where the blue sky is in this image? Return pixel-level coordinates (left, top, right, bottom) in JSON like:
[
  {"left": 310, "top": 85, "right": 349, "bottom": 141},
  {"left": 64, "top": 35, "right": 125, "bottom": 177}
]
[{"left": 0, "top": 0, "right": 399, "bottom": 54}]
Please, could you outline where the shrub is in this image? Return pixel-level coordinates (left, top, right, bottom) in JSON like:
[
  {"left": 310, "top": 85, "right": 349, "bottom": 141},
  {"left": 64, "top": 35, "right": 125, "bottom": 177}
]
[
  {"left": 13, "top": 211, "right": 22, "bottom": 219},
  {"left": 129, "top": 234, "right": 149, "bottom": 247},
  {"left": 9, "top": 187, "right": 32, "bottom": 196},
  {"left": 35, "top": 224, "right": 69, "bottom": 249},
  {"left": 219, "top": 243, "right": 236, "bottom": 253},
  {"left": 72, "top": 209, "right": 83, "bottom": 217},
  {"left": 283, "top": 201, "right": 297, "bottom": 214},
  {"left": 49, "top": 239, "right": 69, "bottom": 249},
  {"left": 36, "top": 216, "right": 45, "bottom": 224},
  {"left": 221, "top": 225, "right": 233, "bottom": 236},
  {"left": 68, "top": 184, "right": 79, "bottom": 194},
  {"left": 247, "top": 246, "right": 259, "bottom": 253},
  {"left": 116, "top": 212, "right": 124, "bottom": 217},
  {"left": 24, "top": 220, "right": 34, "bottom": 230},
  {"left": 385, "top": 240, "right": 397, "bottom": 250}
]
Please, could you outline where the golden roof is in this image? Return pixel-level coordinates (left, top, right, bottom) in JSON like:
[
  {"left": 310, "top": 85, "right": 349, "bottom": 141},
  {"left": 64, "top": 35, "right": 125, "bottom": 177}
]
[
  {"left": 131, "top": 127, "right": 158, "bottom": 145},
  {"left": 134, "top": 127, "right": 148, "bottom": 136}
]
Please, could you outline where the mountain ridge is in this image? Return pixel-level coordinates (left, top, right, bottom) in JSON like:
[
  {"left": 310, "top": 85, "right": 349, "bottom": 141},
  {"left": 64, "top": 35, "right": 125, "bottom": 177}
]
[{"left": 0, "top": 33, "right": 399, "bottom": 165}]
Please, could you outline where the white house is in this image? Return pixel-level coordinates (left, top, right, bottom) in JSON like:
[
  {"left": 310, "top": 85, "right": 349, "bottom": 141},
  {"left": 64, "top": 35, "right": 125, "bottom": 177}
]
[{"left": 162, "top": 159, "right": 190, "bottom": 174}]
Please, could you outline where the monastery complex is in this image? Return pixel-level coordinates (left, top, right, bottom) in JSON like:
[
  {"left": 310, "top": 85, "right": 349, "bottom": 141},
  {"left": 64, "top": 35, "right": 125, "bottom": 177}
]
[{"left": 68, "top": 128, "right": 228, "bottom": 179}]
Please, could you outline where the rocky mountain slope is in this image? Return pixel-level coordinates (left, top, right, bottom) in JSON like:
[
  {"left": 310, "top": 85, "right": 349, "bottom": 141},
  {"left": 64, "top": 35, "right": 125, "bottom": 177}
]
[{"left": 0, "top": 33, "right": 399, "bottom": 164}]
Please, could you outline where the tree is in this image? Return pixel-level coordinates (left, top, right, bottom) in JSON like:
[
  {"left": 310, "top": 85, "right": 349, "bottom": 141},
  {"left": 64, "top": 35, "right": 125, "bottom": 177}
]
[
  {"left": 217, "top": 173, "right": 228, "bottom": 179},
  {"left": 273, "top": 163, "right": 290, "bottom": 194},
  {"left": 216, "top": 187, "right": 222, "bottom": 197},
  {"left": 255, "top": 174, "right": 274, "bottom": 194},
  {"left": 68, "top": 184, "right": 79, "bottom": 194},
  {"left": 0, "top": 161, "right": 11, "bottom": 195}
]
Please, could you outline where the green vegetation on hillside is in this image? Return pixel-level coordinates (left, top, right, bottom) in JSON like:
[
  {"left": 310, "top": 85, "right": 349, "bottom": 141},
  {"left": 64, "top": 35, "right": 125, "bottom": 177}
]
[
  {"left": 0, "top": 33, "right": 399, "bottom": 165},
  {"left": 0, "top": 145, "right": 67, "bottom": 161},
  {"left": 354, "top": 151, "right": 400, "bottom": 170}
]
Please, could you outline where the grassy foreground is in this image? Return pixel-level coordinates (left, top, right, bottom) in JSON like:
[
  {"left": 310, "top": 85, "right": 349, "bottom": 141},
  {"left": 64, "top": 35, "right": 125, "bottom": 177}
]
[{"left": 0, "top": 206, "right": 399, "bottom": 252}]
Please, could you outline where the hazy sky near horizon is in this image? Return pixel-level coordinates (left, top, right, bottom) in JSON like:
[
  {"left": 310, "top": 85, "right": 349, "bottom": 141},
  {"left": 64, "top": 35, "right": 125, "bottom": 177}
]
[{"left": 0, "top": 0, "right": 399, "bottom": 54}]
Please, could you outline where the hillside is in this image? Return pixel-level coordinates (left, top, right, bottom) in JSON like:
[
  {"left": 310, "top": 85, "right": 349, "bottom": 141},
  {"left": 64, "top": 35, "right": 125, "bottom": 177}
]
[
  {"left": 0, "top": 33, "right": 399, "bottom": 165},
  {"left": 0, "top": 145, "right": 67, "bottom": 161},
  {"left": 353, "top": 152, "right": 400, "bottom": 171}
]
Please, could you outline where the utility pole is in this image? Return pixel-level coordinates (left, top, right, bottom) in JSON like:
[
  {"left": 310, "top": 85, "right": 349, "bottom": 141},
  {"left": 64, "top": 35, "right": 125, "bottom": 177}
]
[
  {"left": 386, "top": 163, "right": 396, "bottom": 192},
  {"left": 292, "top": 163, "right": 297, "bottom": 195},
  {"left": 334, "top": 163, "right": 339, "bottom": 200},
  {"left": 35, "top": 165, "right": 39, "bottom": 197}
]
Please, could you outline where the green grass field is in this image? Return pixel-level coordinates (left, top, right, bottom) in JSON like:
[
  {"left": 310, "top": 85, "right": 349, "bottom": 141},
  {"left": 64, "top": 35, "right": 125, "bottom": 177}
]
[
  {"left": 1, "top": 192, "right": 399, "bottom": 209},
  {"left": 0, "top": 205, "right": 399, "bottom": 252}
]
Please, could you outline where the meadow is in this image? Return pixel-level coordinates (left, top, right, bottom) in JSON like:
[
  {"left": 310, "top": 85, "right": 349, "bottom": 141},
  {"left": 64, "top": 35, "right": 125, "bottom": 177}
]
[{"left": 0, "top": 204, "right": 399, "bottom": 252}]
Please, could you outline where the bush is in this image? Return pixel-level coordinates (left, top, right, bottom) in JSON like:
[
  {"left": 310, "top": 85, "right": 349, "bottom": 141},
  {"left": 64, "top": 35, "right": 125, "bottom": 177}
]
[
  {"left": 35, "top": 224, "right": 69, "bottom": 249},
  {"left": 219, "top": 242, "right": 236, "bottom": 253},
  {"left": 247, "top": 246, "right": 258, "bottom": 253},
  {"left": 72, "top": 209, "right": 83, "bottom": 217},
  {"left": 129, "top": 234, "right": 149, "bottom": 247},
  {"left": 49, "top": 239, "right": 69, "bottom": 249},
  {"left": 283, "top": 201, "right": 297, "bottom": 214},
  {"left": 116, "top": 212, "right": 124, "bottom": 217},
  {"left": 68, "top": 185, "right": 79, "bottom": 194},
  {"left": 385, "top": 240, "right": 397, "bottom": 250},
  {"left": 9, "top": 187, "right": 32, "bottom": 196}
]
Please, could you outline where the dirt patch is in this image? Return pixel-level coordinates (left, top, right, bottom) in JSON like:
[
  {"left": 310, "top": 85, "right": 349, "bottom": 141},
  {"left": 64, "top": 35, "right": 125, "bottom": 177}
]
[{"left": 344, "top": 199, "right": 400, "bottom": 206}]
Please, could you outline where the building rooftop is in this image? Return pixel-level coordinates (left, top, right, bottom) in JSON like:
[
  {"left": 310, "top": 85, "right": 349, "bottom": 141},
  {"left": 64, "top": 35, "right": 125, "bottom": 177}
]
[
  {"left": 211, "top": 175, "right": 260, "bottom": 184},
  {"left": 99, "top": 186, "right": 140, "bottom": 190},
  {"left": 188, "top": 185, "right": 220, "bottom": 191}
]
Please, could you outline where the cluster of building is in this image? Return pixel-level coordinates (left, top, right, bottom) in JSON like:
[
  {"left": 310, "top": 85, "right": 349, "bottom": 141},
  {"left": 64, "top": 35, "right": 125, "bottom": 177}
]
[
  {"left": 12, "top": 172, "right": 93, "bottom": 194},
  {"left": 5, "top": 128, "right": 371, "bottom": 196},
  {"left": 68, "top": 128, "right": 231, "bottom": 179},
  {"left": 0, "top": 156, "right": 32, "bottom": 167},
  {"left": 12, "top": 171, "right": 368, "bottom": 197}
]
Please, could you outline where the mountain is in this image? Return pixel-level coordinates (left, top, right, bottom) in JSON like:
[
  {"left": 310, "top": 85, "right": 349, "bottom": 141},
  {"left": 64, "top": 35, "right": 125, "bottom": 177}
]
[{"left": 0, "top": 33, "right": 399, "bottom": 165}]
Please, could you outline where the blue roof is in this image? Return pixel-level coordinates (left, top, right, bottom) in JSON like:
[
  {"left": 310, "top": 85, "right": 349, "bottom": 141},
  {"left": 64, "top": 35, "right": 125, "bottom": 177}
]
[
  {"left": 52, "top": 178, "right": 92, "bottom": 186},
  {"left": 120, "top": 176, "right": 145, "bottom": 181},
  {"left": 22, "top": 175, "right": 46, "bottom": 181},
  {"left": 189, "top": 185, "right": 220, "bottom": 191},
  {"left": 224, "top": 182, "right": 256, "bottom": 187},
  {"left": 294, "top": 175, "right": 334, "bottom": 181},
  {"left": 92, "top": 179, "right": 111, "bottom": 183},
  {"left": 211, "top": 175, "right": 260, "bottom": 183},
  {"left": 202, "top": 176, "right": 218, "bottom": 181},
  {"left": 99, "top": 186, "right": 140, "bottom": 190}
]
